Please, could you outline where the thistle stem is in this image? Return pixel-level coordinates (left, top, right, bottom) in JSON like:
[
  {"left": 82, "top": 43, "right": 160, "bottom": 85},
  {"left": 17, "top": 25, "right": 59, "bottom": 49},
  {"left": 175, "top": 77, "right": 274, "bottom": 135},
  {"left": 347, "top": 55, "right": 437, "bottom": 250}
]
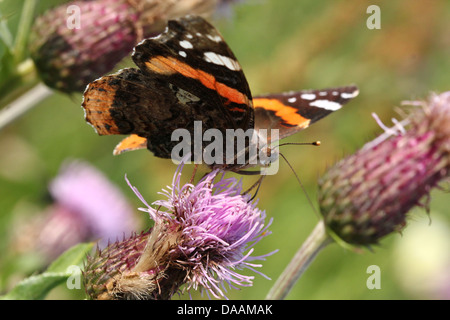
[
  {"left": 0, "top": 82, "right": 53, "bottom": 131},
  {"left": 13, "top": 0, "right": 37, "bottom": 64},
  {"left": 266, "top": 220, "right": 332, "bottom": 300}
]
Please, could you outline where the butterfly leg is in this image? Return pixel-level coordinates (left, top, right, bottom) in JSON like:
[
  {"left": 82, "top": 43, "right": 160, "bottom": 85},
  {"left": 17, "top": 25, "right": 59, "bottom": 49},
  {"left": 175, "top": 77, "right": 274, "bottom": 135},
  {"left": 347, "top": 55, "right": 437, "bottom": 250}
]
[
  {"left": 234, "top": 169, "right": 263, "bottom": 175},
  {"left": 242, "top": 174, "right": 266, "bottom": 201},
  {"left": 189, "top": 164, "right": 199, "bottom": 184}
]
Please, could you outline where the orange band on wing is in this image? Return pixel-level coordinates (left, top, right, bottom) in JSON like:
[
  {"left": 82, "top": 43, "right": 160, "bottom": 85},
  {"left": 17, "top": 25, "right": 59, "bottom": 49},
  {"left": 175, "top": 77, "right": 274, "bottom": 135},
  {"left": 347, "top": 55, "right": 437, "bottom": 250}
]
[
  {"left": 83, "top": 79, "right": 122, "bottom": 135},
  {"left": 145, "top": 56, "right": 249, "bottom": 106},
  {"left": 253, "top": 98, "right": 311, "bottom": 127}
]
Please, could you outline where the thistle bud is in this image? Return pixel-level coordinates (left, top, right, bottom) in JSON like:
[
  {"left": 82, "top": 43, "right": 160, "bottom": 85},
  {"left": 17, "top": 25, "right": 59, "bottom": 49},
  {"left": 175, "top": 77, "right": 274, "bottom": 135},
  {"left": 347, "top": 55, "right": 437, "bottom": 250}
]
[
  {"left": 84, "top": 231, "right": 154, "bottom": 300},
  {"left": 30, "top": 0, "right": 139, "bottom": 93},
  {"left": 29, "top": 0, "right": 222, "bottom": 93},
  {"left": 318, "top": 92, "right": 450, "bottom": 246}
]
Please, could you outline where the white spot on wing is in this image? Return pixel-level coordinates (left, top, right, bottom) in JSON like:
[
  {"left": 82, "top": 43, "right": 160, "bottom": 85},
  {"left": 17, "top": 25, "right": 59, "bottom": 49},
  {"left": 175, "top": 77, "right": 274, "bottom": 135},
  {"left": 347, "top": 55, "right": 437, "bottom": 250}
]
[
  {"left": 179, "top": 51, "right": 187, "bottom": 58},
  {"left": 300, "top": 93, "right": 316, "bottom": 100},
  {"left": 207, "top": 34, "right": 222, "bottom": 42},
  {"left": 341, "top": 89, "right": 359, "bottom": 99},
  {"left": 203, "top": 52, "right": 241, "bottom": 71},
  {"left": 310, "top": 100, "right": 342, "bottom": 111},
  {"left": 288, "top": 97, "right": 297, "bottom": 103},
  {"left": 179, "top": 40, "right": 193, "bottom": 49}
]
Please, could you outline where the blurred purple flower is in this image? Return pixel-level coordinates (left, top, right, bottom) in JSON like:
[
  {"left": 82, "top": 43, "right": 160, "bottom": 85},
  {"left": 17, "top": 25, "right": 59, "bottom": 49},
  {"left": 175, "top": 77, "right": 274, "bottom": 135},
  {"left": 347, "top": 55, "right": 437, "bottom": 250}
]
[
  {"left": 214, "top": 0, "right": 247, "bottom": 18},
  {"left": 14, "top": 160, "right": 138, "bottom": 260},
  {"left": 84, "top": 163, "right": 274, "bottom": 300},
  {"left": 49, "top": 160, "right": 138, "bottom": 246}
]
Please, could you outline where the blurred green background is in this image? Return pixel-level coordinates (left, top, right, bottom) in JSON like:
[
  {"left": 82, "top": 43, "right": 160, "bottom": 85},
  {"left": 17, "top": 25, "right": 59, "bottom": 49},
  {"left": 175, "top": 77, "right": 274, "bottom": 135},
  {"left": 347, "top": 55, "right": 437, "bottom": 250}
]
[{"left": 0, "top": 0, "right": 449, "bottom": 300}]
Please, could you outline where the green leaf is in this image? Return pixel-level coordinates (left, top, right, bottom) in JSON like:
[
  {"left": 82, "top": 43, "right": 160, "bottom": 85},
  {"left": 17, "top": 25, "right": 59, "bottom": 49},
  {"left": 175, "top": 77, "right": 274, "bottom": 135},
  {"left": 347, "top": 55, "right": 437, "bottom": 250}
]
[
  {"left": 1, "top": 272, "right": 68, "bottom": 300},
  {"left": 47, "top": 242, "right": 95, "bottom": 273},
  {"left": 0, "top": 10, "right": 14, "bottom": 82},
  {"left": 0, "top": 18, "right": 13, "bottom": 50},
  {"left": 0, "top": 242, "right": 94, "bottom": 300},
  {"left": 0, "top": 7, "right": 14, "bottom": 51}
]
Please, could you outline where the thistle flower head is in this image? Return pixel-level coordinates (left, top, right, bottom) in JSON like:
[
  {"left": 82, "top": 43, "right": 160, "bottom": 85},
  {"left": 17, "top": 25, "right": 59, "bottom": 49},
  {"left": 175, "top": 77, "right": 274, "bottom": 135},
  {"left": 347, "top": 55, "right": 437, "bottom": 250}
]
[
  {"left": 318, "top": 92, "right": 450, "bottom": 246},
  {"left": 84, "top": 163, "right": 274, "bottom": 300},
  {"left": 29, "top": 0, "right": 238, "bottom": 93},
  {"left": 30, "top": 0, "right": 139, "bottom": 93}
]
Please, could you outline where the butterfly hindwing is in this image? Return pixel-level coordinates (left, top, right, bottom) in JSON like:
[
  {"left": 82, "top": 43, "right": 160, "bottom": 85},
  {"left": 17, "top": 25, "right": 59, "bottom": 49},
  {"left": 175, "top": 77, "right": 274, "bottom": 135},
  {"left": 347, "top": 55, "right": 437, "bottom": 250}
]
[
  {"left": 114, "top": 134, "right": 148, "bottom": 155},
  {"left": 83, "top": 67, "right": 206, "bottom": 158}
]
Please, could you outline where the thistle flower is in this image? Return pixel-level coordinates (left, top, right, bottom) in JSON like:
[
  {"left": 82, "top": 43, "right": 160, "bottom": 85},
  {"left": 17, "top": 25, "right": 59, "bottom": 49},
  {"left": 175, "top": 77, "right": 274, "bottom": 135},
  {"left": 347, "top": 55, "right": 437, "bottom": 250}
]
[
  {"left": 30, "top": 0, "right": 139, "bottom": 93},
  {"left": 318, "top": 92, "right": 450, "bottom": 246},
  {"left": 267, "top": 91, "right": 450, "bottom": 300},
  {"left": 84, "top": 163, "right": 274, "bottom": 300},
  {"left": 12, "top": 160, "right": 137, "bottom": 260},
  {"left": 29, "top": 0, "right": 239, "bottom": 93}
]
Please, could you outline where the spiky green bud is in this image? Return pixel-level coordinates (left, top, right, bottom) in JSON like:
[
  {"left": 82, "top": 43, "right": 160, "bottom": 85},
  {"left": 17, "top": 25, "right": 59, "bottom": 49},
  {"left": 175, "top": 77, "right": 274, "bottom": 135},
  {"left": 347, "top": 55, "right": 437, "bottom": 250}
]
[{"left": 84, "top": 231, "right": 153, "bottom": 300}]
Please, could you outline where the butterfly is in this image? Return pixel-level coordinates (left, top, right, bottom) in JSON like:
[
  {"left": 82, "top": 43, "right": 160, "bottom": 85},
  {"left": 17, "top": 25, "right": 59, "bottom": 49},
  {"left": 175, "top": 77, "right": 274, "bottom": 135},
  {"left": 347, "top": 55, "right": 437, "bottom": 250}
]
[{"left": 82, "top": 15, "right": 358, "bottom": 173}]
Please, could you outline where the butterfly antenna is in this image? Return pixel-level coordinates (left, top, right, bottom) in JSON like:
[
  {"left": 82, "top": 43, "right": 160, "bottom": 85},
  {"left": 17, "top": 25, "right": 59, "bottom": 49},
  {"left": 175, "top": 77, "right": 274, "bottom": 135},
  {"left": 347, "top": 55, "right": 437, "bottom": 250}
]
[
  {"left": 278, "top": 141, "right": 321, "bottom": 148},
  {"left": 279, "top": 152, "right": 319, "bottom": 217}
]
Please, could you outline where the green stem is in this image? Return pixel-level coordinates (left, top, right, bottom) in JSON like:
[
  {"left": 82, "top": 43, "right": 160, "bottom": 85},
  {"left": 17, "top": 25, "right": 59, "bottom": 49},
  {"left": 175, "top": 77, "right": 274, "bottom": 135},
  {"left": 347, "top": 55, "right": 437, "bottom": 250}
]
[
  {"left": 0, "top": 82, "right": 53, "bottom": 131},
  {"left": 265, "top": 220, "right": 333, "bottom": 300},
  {"left": 13, "top": 0, "right": 37, "bottom": 64},
  {"left": 0, "top": 58, "right": 40, "bottom": 107},
  {"left": 0, "top": 17, "right": 14, "bottom": 50}
]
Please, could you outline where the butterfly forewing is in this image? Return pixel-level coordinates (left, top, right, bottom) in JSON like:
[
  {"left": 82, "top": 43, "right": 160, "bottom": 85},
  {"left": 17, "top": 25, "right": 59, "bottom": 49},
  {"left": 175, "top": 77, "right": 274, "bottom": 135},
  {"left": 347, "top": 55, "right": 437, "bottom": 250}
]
[
  {"left": 254, "top": 85, "right": 359, "bottom": 140},
  {"left": 83, "top": 15, "right": 255, "bottom": 159},
  {"left": 132, "top": 15, "right": 254, "bottom": 130}
]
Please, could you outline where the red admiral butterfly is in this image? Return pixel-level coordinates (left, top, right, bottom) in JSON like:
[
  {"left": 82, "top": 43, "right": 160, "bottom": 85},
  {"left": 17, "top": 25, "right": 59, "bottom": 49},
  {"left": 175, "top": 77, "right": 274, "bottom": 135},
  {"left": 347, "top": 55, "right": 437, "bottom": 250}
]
[{"left": 82, "top": 15, "right": 358, "bottom": 172}]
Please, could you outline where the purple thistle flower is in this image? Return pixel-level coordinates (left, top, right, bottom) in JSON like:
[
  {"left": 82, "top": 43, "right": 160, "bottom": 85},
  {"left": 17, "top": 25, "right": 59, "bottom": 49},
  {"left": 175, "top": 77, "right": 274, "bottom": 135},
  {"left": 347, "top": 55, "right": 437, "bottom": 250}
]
[
  {"left": 317, "top": 92, "right": 450, "bottom": 246},
  {"left": 49, "top": 160, "right": 138, "bottom": 247},
  {"left": 84, "top": 163, "right": 274, "bottom": 300},
  {"left": 139, "top": 163, "right": 274, "bottom": 298},
  {"left": 12, "top": 160, "right": 137, "bottom": 261}
]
